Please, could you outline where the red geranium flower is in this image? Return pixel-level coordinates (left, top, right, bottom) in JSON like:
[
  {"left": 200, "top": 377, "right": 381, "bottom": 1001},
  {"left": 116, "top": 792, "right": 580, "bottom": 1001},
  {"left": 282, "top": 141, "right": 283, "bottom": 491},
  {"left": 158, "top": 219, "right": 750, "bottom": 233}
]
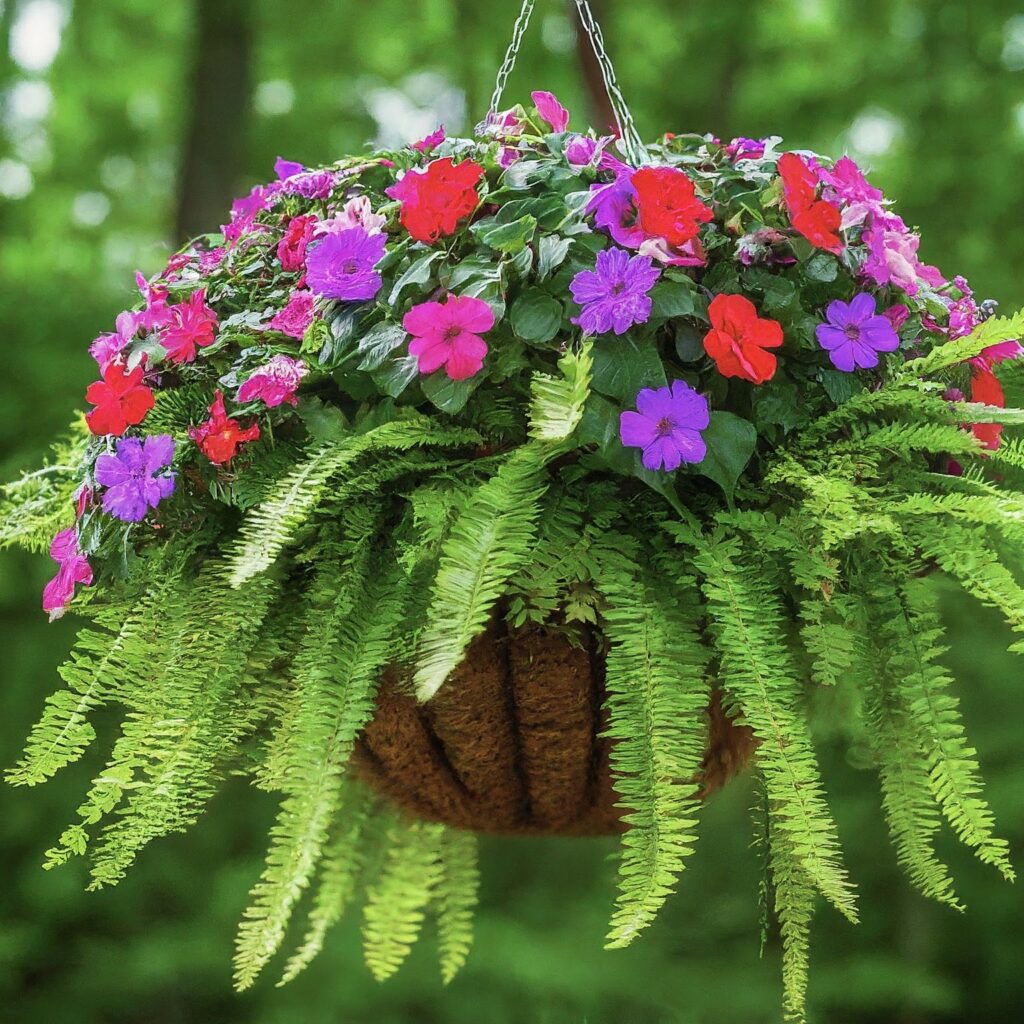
[
  {"left": 777, "top": 152, "right": 842, "bottom": 254},
  {"left": 85, "top": 362, "right": 155, "bottom": 436},
  {"left": 970, "top": 367, "right": 1005, "bottom": 451},
  {"left": 632, "top": 166, "right": 713, "bottom": 247},
  {"left": 385, "top": 157, "right": 485, "bottom": 244},
  {"left": 277, "top": 214, "right": 317, "bottom": 272},
  {"left": 704, "top": 294, "right": 784, "bottom": 385},
  {"left": 188, "top": 390, "right": 261, "bottom": 465}
]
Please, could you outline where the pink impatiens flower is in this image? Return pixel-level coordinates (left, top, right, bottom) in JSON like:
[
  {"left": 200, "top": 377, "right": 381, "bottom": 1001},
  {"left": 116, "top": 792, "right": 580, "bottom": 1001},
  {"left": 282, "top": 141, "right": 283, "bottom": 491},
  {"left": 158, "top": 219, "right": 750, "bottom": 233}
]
[
  {"left": 161, "top": 288, "right": 219, "bottom": 363},
  {"left": 403, "top": 294, "right": 494, "bottom": 381},
  {"left": 532, "top": 90, "right": 569, "bottom": 132},
  {"left": 412, "top": 125, "right": 446, "bottom": 153},
  {"left": 861, "top": 215, "right": 944, "bottom": 297},
  {"left": 42, "top": 526, "right": 92, "bottom": 621},
  {"left": 269, "top": 290, "right": 316, "bottom": 339},
  {"left": 277, "top": 214, "right": 317, "bottom": 272},
  {"left": 316, "top": 195, "right": 386, "bottom": 236},
  {"left": 237, "top": 355, "right": 308, "bottom": 408}
]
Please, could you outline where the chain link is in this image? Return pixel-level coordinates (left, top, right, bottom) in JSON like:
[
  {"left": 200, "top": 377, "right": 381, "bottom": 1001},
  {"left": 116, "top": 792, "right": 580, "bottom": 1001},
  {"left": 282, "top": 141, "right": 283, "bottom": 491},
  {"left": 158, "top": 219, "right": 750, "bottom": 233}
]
[{"left": 483, "top": 0, "right": 648, "bottom": 167}]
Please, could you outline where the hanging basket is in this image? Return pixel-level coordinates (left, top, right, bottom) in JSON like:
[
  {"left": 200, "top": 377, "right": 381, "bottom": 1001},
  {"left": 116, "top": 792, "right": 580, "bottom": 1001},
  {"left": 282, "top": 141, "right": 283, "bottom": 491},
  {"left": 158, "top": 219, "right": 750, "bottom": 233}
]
[
  {"left": 355, "top": 620, "right": 756, "bottom": 836},
  {"left": 4, "top": 0, "right": 1023, "bottom": 1015}
]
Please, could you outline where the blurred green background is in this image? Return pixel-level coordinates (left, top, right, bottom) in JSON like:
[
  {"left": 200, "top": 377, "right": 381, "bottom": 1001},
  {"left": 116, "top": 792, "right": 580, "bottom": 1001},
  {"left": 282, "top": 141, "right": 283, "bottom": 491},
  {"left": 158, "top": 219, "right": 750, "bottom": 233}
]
[{"left": 2, "top": 1, "right": 1023, "bottom": 1021}]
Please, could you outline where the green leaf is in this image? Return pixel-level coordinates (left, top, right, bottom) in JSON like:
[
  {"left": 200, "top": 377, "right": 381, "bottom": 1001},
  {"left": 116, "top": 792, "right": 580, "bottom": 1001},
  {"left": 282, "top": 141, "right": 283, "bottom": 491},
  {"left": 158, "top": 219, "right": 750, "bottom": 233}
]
[
  {"left": 752, "top": 373, "right": 803, "bottom": 431},
  {"left": 804, "top": 252, "right": 839, "bottom": 282},
  {"left": 422, "top": 372, "right": 480, "bottom": 414},
  {"left": 510, "top": 290, "right": 564, "bottom": 343},
  {"left": 493, "top": 195, "right": 566, "bottom": 230},
  {"left": 673, "top": 322, "right": 706, "bottom": 362},
  {"left": 469, "top": 214, "right": 537, "bottom": 254},
  {"left": 590, "top": 336, "right": 667, "bottom": 403},
  {"left": 649, "top": 279, "right": 696, "bottom": 321},
  {"left": 388, "top": 251, "right": 442, "bottom": 305},
  {"left": 818, "top": 367, "right": 864, "bottom": 405},
  {"left": 537, "top": 234, "right": 573, "bottom": 280},
  {"left": 356, "top": 322, "right": 408, "bottom": 371},
  {"left": 371, "top": 355, "right": 420, "bottom": 398},
  {"left": 697, "top": 411, "right": 757, "bottom": 500}
]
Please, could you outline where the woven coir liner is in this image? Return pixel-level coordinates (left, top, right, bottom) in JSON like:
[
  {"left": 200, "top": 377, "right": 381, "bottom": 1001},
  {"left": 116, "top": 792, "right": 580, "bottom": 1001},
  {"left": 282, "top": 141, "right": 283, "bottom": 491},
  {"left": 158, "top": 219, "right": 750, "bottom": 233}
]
[{"left": 353, "top": 621, "right": 757, "bottom": 836}]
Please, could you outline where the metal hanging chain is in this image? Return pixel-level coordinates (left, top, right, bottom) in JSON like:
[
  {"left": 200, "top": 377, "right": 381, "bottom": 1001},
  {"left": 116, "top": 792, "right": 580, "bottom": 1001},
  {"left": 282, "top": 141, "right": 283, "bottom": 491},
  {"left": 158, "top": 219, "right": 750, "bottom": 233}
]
[{"left": 485, "top": 0, "right": 649, "bottom": 167}]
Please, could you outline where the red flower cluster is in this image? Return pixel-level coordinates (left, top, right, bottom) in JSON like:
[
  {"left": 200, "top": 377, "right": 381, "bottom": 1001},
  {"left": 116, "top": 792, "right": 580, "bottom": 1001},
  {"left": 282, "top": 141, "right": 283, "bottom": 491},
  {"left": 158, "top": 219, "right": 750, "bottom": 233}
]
[
  {"left": 970, "top": 367, "right": 1005, "bottom": 451},
  {"left": 277, "top": 214, "right": 317, "bottom": 272},
  {"left": 778, "top": 153, "right": 842, "bottom": 254},
  {"left": 188, "top": 390, "right": 261, "bottom": 465},
  {"left": 386, "top": 157, "right": 485, "bottom": 244},
  {"left": 162, "top": 289, "right": 219, "bottom": 364},
  {"left": 85, "top": 362, "right": 155, "bottom": 436},
  {"left": 632, "top": 166, "right": 713, "bottom": 247},
  {"left": 704, "top": 294, "right": 783, "bottom": 385}
]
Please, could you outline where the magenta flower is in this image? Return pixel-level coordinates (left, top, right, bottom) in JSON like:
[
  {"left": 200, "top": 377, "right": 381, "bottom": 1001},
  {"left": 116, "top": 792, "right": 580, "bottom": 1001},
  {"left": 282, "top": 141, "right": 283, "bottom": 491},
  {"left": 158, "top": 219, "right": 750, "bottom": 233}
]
[
  {"left": 269, "top": 289, "right": 316, "bottom": 339},
  {"left": 237, "top": 355, "right": 308, "bottom": 408},
  {"left": 570, "top": 247, "right": 660, "bottom": 336},
  {"left": 274, "top": 156, "right": 305, "bottom": 179},
  {"left": 404, "top": 294, "right": 494, "bottom": 381},
  {"left": 95, "top": 434, "right": 176, "bottom": 523},
  {"left": 161, "top": 288, "right": 219, "bottom": 364},
  {"left": 412, "top": 125, "right": 446, "bottom": 153},
  {"left": 42, "top": 526, "right": 92, "bottom": 621},
  {"left": 820, "top": 156, "right": 884, "bottom": 227},
  {"left": 532, "top": 90, "right": 569, "bottom": 132},
  {"left": 305, "top": 228, "right": 386, "bottom": 302},
  {"left": 198, "top": 246, "right": 226, "bottom": 273},
  {"left": 724, "top": 137, "right": 767, "bottom": 161},
  {"left": 816, "top": 293, "right": 900, "bottom": 372},
  {"left": 620, "top": 381, "right": 710, "bottom": 472},
  {"left": 223, "top": 185, "right": 272, "bottom": 245},
  {"left": 90, "top": 309, "right": 140, "bottom": 370},
  {"left": 133, "top": 271, "right": 175, "bottom": 333},
  {"left": 280, "top": 169, "right": 337, "bottom": 199},
  {"left": 862, "top": 215, "right": 944, "bottom": 296}
]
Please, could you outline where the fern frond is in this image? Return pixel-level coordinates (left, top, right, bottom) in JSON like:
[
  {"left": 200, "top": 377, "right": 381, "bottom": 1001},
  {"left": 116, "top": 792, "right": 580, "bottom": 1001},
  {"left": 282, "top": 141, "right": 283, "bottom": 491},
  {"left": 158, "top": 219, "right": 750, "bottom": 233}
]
[
  {"left": 691, "top": 533, "right": 858, "bottom": 923},
  {"left": 226, "top": 417, "right": 479, "bottom": 587},
  {"left": 770, "top": 830, "right": 816, "bottom": 1023},
  {"left": 234, "top": 541, "right": 409, "bottom": 990},
  {"left": 528, "top": 337, "right": 593, "bottom": 441},
  {"left": 413, "top": 445, "right": 549, "bottom": 700},
  {"left": 362, "top": 820, "right": 445, "bottom": 981},
  {"left": 904, "top": 308, "right": 1024, "bottom": 374},
  {"left": 434, "top": 827, "right": 480, "bottom": 983},
  {"left": 597, "top": 545, "right": 711, "bottom": 948}
]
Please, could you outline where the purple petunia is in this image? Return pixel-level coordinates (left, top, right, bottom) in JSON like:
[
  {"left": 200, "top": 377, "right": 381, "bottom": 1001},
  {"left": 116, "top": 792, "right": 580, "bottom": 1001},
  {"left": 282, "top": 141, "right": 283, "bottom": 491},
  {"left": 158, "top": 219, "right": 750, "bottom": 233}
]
[
  {"left": 816, "top": 292, "right": 900, "bottom": 372},
  {"left": 95, "top": 435, "right": 176, "bottom": 523},
  {"left": 304, "top": 228, "right": 387, "bottom": 302},
  {"left": 570, "top": 247, "right": 660, "bottom": 336},
  {"left": 620, "top": 380, "right": 710, "bottom": 472}
]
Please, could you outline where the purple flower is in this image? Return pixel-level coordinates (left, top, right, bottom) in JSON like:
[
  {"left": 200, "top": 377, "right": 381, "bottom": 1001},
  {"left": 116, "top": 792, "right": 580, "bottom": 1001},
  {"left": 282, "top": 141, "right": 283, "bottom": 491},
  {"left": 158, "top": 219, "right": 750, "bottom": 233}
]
[
  {"left": 95, "top": 435, "right": 176, "bottom": 522},
  {"left": 280, "top": 169, "right": 337, "bottom": 200},
  {"left": 816, "top": 292, "right": 900, "bottom": 372},
  {"left": 570, "top": 248, "right": 660, "bottom": 336},
  {"left": 304, "top": 228, "right": 387, "bottom": 302},
  {"left": 620, "top": 380, "right": 710, "bottom": 472},
  {"left": 274, "top": 156, "right": 305, "bottom": 180},
  {"left": 237, "top": 355, "right": 308, "bottom": 408},
  {"left": 269, "top": 289, "right": 316, "bottom": 339},
  {"left": 585, "top": 171, "right": 645, "bottom": 248},
  {"left": 861, "top": 215, "right": 944, "bottom": 296}
]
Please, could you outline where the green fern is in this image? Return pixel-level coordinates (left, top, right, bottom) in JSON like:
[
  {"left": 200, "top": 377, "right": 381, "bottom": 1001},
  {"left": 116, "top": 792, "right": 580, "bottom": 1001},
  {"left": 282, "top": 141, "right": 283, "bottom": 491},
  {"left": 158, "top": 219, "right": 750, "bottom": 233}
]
[{"left": 434, "top": 827, "right": 480, "bottom": 984}]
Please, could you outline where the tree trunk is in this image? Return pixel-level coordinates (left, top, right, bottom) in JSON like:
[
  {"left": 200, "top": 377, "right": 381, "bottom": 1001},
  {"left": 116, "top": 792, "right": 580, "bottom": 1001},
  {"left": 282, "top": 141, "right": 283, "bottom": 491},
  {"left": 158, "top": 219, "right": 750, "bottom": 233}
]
[{"left": 174, "top": 0, "right": 253, "bottom": 244}]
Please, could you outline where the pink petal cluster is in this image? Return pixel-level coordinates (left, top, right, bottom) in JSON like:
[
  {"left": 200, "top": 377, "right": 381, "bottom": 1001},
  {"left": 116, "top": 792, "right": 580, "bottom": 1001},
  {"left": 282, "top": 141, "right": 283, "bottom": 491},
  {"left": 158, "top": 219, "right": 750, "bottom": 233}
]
[
  {"left": 403, "top": 294, "right": 494, "bottom": 381},
  {"left": 316, "top": 195, "right": 386, "bottom": 236},
  {"left": 237, "top": 355, "right": 308, "bottom": 408},
  {"left": 861, "top": 214, "right": 944, "bottom": 297},
  {"left": 161, "top": 288, "right": 219, "bottom": 364},
  {"left": 277, "top": 214, "right": 318, "bottom": 272},
  {"left": 269, "top": 290, "right": 316, "bottom": 339},
  {"left": 42, "top": 525, "right": 92, "bottom": 621},
  {"left": 412, "top": 125, "right": 446, "bottom": 153},
  {"left": 531, "top": 90, "right": 569, "bottom": 132}
]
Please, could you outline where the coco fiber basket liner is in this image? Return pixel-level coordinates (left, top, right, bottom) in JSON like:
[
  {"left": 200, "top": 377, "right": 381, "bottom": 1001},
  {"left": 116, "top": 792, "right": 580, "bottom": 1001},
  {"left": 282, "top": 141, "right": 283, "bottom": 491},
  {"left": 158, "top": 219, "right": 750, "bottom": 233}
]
[{"left": 4, "top": 1, "right": 1024, "bottom": 1018}]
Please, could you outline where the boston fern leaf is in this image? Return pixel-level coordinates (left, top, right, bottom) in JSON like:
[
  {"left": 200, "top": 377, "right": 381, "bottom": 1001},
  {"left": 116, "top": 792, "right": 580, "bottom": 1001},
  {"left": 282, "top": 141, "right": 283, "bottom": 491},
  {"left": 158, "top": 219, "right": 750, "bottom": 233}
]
[
  {"left": 692, "top": 533, "right": 858, "bottom": 923},
  {"left": 226, "top": 417, "right": 479, "bottom": 587},
  {"left": 234, "top": 541, "right": 410, "bottom": 990},
  {"left": 362, "top": 819, "right": 446, "bottom": 982},
  {"left": 413, "top": 444, "right": 549, "bottom": 700},
  {"left": 769, "top": 828, "right": 817, "bottom": 1024},
  {"left": 435, "top": 827, "right": 480, "bottom": 984},
  {"left": 597, "top": 545, "right": 711, "bottom": 948},
  {"left": 528, "top": 337, "right": 593, "bottom": 441}
]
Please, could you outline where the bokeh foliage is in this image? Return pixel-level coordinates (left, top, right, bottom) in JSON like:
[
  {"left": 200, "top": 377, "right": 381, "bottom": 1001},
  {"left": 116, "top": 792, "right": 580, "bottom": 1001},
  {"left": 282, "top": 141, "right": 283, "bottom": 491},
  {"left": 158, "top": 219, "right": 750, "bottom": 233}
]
[{"left": 2, "top": 1, "right": 1023, "bottom": 1020}]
